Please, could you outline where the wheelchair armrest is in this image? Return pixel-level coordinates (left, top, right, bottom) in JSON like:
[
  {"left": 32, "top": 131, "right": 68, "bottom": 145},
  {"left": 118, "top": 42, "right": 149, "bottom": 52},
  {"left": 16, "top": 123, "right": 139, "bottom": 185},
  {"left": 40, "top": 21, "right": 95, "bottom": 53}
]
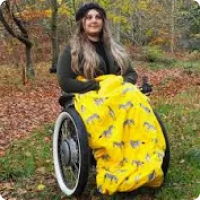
[
  {"left": 59, "top": 93, "right": 75, "bottom": 107},
  {"left": 140, "top": 76, "right": 153, "bottom": 96}
]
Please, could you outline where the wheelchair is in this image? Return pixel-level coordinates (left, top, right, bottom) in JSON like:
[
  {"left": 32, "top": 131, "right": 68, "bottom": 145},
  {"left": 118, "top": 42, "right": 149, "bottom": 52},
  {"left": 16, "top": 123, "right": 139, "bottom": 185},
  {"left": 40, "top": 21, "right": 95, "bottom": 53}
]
[{"left": 53, "top": 78, "right": 170, "bottom": 197}]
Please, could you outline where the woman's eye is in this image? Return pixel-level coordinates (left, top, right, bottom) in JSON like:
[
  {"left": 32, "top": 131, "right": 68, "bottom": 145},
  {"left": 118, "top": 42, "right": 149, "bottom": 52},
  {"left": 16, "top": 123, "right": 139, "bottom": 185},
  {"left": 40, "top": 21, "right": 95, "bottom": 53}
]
[
  {"left": 86, "top": 15, "right": 102, "bottom": 20},
  {"left": 86, "top": 16, "right": 92, "bottom": 20},
  {"left": 96, "top": 15, "right": 102, "bottom": 19}
]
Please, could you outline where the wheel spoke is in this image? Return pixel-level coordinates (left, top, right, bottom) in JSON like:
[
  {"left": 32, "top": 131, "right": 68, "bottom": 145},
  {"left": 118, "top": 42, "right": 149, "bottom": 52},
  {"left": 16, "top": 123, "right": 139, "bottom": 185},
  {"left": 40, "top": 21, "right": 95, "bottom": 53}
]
[
  {"left": 69, "top": 166, "right": 77, "bottom": 180},
  {"left": 62, "top": 165, "right": 77, "bottom": 188},
  {"left": 61, "top": 120, "right": 70, "bottom": 139},
  {"left": 71, "top": 161, "right": 79, "bottom": 173}
]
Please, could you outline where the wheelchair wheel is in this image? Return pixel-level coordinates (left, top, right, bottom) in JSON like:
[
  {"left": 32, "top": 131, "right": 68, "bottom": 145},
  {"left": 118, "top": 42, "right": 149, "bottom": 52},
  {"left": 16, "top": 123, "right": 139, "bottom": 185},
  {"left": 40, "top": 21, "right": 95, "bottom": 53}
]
[
  {"left": 154, "top": 111, "right": 170, "bottom": 177},
  {"left": 53, "top": 108, "right": 90, "bottom": 196}
]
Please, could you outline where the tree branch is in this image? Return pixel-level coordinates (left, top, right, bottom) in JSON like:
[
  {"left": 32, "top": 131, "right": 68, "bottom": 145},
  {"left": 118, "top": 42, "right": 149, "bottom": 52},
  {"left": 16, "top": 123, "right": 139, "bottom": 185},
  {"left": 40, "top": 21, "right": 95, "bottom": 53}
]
[
  {"left": 0, "top": 12, "right": 31, "bottom": 45},
  {"left": 0, "top": 7, "right": 17, "bottom": 38},
  {"left": 12, "top": 15, "right": 28, "bottom": 36}
]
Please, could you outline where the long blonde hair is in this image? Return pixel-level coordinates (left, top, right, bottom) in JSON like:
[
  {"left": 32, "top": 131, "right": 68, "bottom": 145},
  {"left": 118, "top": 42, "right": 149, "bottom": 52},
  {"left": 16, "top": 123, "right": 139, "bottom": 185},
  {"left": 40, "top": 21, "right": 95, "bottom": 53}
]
[{"left": 70, "top": 16, "right": 130, "bottom": 79}]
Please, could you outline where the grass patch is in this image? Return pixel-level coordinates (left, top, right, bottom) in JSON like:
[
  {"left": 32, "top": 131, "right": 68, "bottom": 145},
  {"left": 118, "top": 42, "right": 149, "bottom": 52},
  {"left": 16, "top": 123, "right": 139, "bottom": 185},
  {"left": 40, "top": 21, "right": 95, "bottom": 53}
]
[
  {"left": 146, "top": 57, "right": 200, "bottom": 72},
  {"left": 0, "top": 124, "right": 65, "bottom": 200},
  {"left": 148, "top": 61, "right": 176, "bottom": 70},
  {"left": 0, "top": 124, "right": 54, "bottom": 181},
  {"left": 174, "top": 60, "right": 200, "bottom": 75},
  {"left": 152, "top": 87, "right": 200, "bottom": 200}
]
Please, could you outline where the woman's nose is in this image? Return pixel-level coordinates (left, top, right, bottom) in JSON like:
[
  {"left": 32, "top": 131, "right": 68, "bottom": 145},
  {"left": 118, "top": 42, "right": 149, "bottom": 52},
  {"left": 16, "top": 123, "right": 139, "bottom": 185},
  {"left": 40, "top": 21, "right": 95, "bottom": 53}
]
[{"left": 91, "top": 16, "right": 97, "bottom": 22}]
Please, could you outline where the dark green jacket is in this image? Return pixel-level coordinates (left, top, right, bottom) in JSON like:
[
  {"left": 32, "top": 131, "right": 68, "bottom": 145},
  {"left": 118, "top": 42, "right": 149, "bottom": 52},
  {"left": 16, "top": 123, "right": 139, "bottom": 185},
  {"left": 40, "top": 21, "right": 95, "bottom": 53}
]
[{"left": 57, "top": 45, "right": 138, "bottom": 93}]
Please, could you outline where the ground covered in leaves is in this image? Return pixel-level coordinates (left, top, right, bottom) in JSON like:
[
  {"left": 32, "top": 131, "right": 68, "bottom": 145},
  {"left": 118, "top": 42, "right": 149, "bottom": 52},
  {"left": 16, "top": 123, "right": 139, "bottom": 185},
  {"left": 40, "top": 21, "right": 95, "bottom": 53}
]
[
  {"left": 0, "top": 62, "right": 199, "bottom": 155},
  {"left": 0, "top": 61, "right": 200, "bottom": 200},
  {"left": 0, "top": 63, "right": 60, "bottom": 156}
]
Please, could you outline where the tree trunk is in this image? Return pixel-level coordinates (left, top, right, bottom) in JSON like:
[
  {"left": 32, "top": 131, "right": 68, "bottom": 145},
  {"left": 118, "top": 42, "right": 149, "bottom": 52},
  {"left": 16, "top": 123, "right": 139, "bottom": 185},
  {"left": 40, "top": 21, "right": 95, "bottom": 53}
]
[
  {"left": 49, "top": 0, "right": 59, "bottom": 73},
  {"left": 26, "top": 43, "right": 35, "bottom": 78},
  {"left": 170, "top": 0, "right": 175, "bottom": 54},
  {"left": 115, "top": 4, "right": 121, "bottom": 43},
  {"left": 0, "top": 2, "right": 35, "bottom": 80}
]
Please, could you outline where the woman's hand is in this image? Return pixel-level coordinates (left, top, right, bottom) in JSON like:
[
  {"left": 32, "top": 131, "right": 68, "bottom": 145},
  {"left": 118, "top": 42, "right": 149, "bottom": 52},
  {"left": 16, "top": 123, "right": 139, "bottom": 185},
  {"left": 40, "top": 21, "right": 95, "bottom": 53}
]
[{"left": 95, "top": 74, "right": 116, "bottom": 82}]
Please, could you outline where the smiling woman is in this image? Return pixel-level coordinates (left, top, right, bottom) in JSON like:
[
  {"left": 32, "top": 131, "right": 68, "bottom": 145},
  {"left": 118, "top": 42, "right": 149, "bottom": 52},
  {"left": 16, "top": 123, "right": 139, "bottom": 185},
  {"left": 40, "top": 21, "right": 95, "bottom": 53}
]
[
  {"left": 57, "top": 2, "right": 138, "bottom": 93},
  {"left": 54, "top": 0, "right": 171, "bottom": 196},
  {"left": 83, "top": 9, "right": 104, "bottom": 41}
]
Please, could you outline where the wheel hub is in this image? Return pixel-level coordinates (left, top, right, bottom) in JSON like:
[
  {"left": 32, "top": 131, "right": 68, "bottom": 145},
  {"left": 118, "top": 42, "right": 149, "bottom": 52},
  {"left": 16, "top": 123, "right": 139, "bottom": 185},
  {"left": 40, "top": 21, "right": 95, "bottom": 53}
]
[{"left": 61, "top": 138, "right": 78, "bottom": 166}]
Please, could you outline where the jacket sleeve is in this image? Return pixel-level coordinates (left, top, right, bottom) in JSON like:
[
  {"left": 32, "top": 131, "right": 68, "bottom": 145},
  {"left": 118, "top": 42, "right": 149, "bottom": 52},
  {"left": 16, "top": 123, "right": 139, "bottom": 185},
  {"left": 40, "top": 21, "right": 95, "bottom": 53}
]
[
  {"left": 57, "top": 46, "right": 99, "bottom": 93},
  {"left": 123, "top": 61, "right": 138, "bottom": 84}
]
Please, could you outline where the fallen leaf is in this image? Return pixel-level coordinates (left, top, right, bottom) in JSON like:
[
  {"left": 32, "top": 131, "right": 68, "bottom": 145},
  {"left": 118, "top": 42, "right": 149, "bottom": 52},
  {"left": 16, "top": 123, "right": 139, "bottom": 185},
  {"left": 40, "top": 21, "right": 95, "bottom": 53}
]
[
  {"left": 0, "top": 150, "right": 5, "bottom": 157},
  {"left": 36, "top": 167, "right": 46, "bottom": 175},
  {"left": 179, "top": 159, "right": 185, "bottom": 164},
  {"left": 45, "top": 137, "right": 51, "bottom": 143},
  {"left": 36, "top": 183, "right": 46, "bottom": 191}
]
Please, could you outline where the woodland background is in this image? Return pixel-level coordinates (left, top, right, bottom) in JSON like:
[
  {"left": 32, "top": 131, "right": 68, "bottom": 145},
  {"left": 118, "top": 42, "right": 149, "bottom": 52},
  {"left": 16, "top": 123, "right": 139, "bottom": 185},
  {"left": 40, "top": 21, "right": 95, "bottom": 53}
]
[
  {"left": 0, "top": 0, "right": 200, "bottom": 200},
  {"left": 0, "top": 0, "right": 200, "bottom": 77}
]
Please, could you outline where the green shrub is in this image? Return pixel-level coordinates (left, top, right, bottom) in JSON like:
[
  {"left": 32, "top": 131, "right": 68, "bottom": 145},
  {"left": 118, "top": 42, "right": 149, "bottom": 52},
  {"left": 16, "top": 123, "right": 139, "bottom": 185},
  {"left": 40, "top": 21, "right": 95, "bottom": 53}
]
[
  {"left": 143, "top": 45, "right": 164, "bottom": 62},
  {"left": 143, "top": 46, "right": 176, "bottom": 67}
]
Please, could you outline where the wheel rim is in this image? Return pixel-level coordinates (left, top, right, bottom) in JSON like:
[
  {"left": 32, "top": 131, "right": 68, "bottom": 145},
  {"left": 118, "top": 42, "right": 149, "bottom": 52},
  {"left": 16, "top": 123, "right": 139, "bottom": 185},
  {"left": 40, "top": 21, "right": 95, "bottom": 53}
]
[
  {"left": 57, "top": 116, "right": 80, "bottom": 191},
  {"left": 53, "top": 113, "right": 81, "bottom": 196}
]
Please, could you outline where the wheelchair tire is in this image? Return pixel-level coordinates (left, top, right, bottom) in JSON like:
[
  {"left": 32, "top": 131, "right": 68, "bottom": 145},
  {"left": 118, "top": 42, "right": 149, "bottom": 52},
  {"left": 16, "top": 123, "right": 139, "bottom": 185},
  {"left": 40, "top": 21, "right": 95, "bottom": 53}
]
[
  {"left": 154, "top": 111, "right": 170, "bottom": 177},
  {"left": 53, "top": 108, "right": 90, "bottom": 197}
]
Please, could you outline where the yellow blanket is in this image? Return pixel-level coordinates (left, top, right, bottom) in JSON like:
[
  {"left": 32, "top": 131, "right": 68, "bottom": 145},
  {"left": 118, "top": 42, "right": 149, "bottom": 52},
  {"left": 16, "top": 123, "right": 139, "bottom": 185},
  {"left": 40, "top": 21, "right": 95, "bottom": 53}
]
[{"left": 74, "top": 75, "right": 166, "bottom": 195}]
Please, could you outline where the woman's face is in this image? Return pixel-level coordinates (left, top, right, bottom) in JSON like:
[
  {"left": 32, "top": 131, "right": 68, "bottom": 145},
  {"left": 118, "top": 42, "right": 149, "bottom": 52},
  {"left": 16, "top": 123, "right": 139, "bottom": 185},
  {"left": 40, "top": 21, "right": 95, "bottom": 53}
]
[{"left": 82, "top": 9, "right": 103, "bottom": 37}]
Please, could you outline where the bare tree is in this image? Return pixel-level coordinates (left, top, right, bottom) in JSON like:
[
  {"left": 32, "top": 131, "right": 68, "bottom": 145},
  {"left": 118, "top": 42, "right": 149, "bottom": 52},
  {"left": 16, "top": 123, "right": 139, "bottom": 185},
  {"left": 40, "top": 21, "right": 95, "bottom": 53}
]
[{"left": 0, "top": 1, "right": 35, "bottom": 80}]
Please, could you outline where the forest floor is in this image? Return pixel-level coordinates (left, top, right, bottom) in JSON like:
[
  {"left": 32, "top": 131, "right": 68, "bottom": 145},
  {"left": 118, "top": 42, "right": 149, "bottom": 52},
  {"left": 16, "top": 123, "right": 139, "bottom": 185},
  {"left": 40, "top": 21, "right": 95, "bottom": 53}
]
[{"left": 0, "top": 60, "right": 200, "bottom": 200}]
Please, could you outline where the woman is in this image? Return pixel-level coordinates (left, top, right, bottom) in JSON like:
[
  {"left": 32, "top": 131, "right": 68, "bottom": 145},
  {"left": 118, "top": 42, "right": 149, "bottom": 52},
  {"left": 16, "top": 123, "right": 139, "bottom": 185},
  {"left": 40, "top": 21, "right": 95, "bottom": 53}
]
[
  {"left": 57, "top": 2, "right": 138, "bottom": 94},
  {"left": 57, "top": 2, "right": 166, "bottom": 195}
]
